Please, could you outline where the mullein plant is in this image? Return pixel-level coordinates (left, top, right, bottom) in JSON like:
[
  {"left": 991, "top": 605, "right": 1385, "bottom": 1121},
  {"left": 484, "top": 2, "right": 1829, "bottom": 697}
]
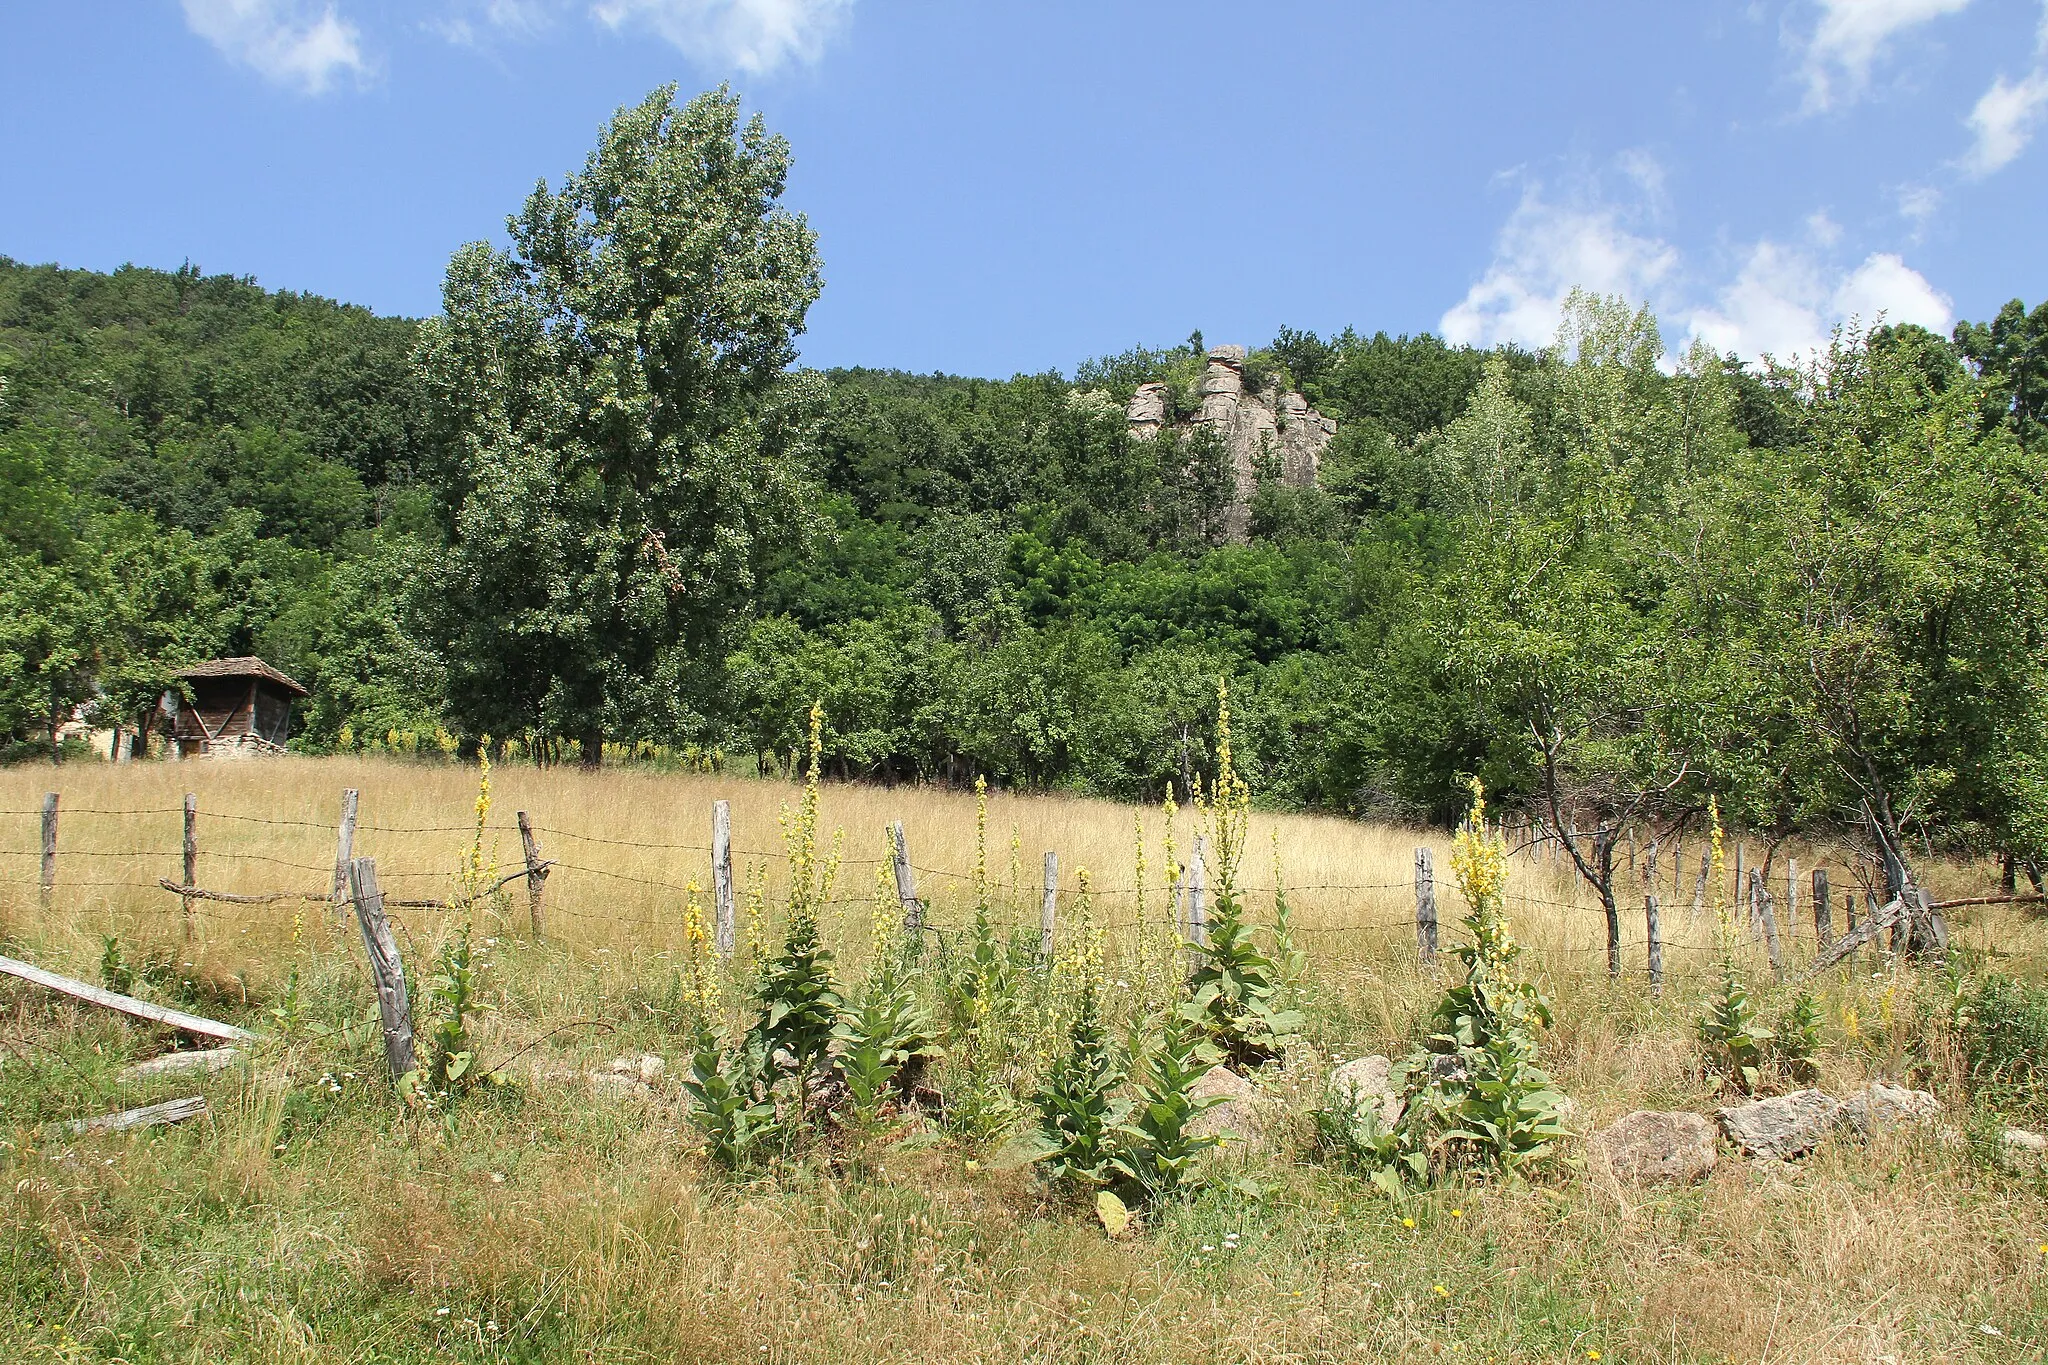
[
  {"left": 746, "top": 704, "right": 844, "bottom": 1103},
  {"left": 1027, "top": 873, "right": 1128, "bottom": 1191},
  {"left": 831, "top": 859, "right": 941, "bottom": 1135},
  {"left": 1403, "top": 779, "right": 1570, "bottom": 1178},
  {"left": 1183, "top": 679, "right": 1302, "bottom": 1068},
  {"left": 1697, "top": 798, "right": 1774, "bottom": 1093}
]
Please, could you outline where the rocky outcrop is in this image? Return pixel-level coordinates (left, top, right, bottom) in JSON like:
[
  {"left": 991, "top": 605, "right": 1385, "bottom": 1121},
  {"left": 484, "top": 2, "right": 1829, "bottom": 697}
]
[
  {"left": 1127, "top": 345, "right": 1335, "bottom": 540},
  {"left": 1717, "top": 1090, "right": 1842, "bottom": 1160},
  {"left": 1591, "top": 1110, "right": 1719, "bottom": 1185}
]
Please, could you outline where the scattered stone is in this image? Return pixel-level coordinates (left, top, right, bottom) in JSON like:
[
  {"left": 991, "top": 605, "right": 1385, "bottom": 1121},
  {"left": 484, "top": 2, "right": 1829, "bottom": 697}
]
[
  {"left": 587, "top": 1071, "right": 652, "bottom": 1101},
  {"left": 606, "top": 1054, "right": 666, "bottom": 1087},
  {"left": 1188, "top": 1066, "right": 1257, "bottom": 1141},
  {"left": 1327, "top": 1055, "right": 1405, "bottom": 1129},
  {"left": 1839, "top": 1082, "right": 1939, "bottom": 1138},
  {"left": 118, "top": 1047, "right": 244, "bottom": 1082},
  {"left": 1590, "top": 1110, "right": 1718, "bottom": 1185},
  {"left": 2003, "top": 1128, "right": 2047, "bottom": 1154},
  {"left": 1717, "top": 1089, "right": 1842, "bottom": 1160}
]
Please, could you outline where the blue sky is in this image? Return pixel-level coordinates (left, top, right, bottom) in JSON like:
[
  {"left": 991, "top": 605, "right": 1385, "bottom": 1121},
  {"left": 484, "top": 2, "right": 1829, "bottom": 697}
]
[{"left": 3, "top": 1, "right": 2045, "bottom": 376}]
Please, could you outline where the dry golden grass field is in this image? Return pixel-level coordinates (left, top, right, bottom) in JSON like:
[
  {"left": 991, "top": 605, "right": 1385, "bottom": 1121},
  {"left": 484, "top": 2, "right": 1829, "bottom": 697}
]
[{"left": 2, "top": 755, "right": 2046, "bottom": 1364}]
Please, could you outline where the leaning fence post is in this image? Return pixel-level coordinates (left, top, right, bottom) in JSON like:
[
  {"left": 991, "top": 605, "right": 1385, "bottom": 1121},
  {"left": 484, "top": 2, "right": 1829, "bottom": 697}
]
[
  {"left": 1040, "top": 851, "right": 1058, "bottom": 962},
  {"left": 329, "top": 789, "right": 358, "bottom": 918},
  {"left": 1187, "top": 836, "right": 1208, "bottom": 967},
  {"left": 347, "top": 857, "right": 417, "bottom": 1082},
  {"left": 1645, "top": 842, "right": 1663, "bottom": 995},
  {"left": 1415, "top": 846, "right": 1437, "bottom": 964},
  {"left": 181, "top": 793, "right": 197, "bottom": 941},
  {"left": 39, "top": 792, "right": 58, "bottom": 913},
  {"left": 1812, "top": 868, "right": 1831, "bottom": 944},
  {"left": 1754, "top": 868, "right": 1784, "bottom": 981},
  {"left": 890, "top": 821, "right": 923, "bottom": 932},
  {"left": 516, "top": 812, "right": 547, "bottom": 939},
  {"left": 711, "top": 801, "right": 735, "bottom": 960}
]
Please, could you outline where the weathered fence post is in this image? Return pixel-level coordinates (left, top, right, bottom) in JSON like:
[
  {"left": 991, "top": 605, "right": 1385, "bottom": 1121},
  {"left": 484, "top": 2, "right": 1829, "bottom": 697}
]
[
  {"left": 181, "top": 793, "right": 197, "bottom": 941},
  {"left": 1845, "top": 890, "right": 1862, "bottom": 970},
  {"left": 329, "top": 788, "right": 358, "bottom": 918},
  {"left": 890, "top": 821, "right": 923, "bottom": 932},
  {"left": 1812, "top": 867, "right": 1831, "bottom": 944},
  {"left": 711, "top": 801, "right": 734, "bottom": 960},
  {"left": 516, "top": 811, "right": 548, "bottom": 939},
  {"left": 1414, "top": 846, "right": 1437, "bottom": 964},
  {"left": 1753, "top": 868, "right": 1784, "bottom": 981},
  {"left": 1786, "top": 858, "right": 1799, "bottom": 943},
  {"left": 1040, "top": 851, "right": 1058, "bottom": 962},
  {"left": 1187, "top": 836, "right": 1208, "bottom": 968},
  {"left": 347, "top": 856, "right": 417, "bottom": 1082},
  {"left": 1691, "top": 850, "right": 1708, "bottom": 921},
  {"left": 39, "top": 793, "right": 57, "bottom": 913},
  {"left": 1645, "top": 842, "right": 1663, "bottom": 995}
]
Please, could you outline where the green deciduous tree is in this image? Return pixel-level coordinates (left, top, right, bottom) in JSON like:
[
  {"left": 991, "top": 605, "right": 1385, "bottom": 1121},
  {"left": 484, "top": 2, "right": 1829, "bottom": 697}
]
[{"left": 414, "top": 84, "right": 825, "bottom": 761}]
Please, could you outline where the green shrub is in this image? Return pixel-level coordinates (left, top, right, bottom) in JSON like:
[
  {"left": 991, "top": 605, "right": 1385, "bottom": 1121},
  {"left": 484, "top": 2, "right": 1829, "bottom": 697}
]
[{"left": 1960, "top": 971, "right": 2048, "bottom": 1118}]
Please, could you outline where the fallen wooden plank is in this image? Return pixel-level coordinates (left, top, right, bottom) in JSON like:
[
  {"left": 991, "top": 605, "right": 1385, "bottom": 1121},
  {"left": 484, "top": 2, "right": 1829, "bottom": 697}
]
[
  {"left": 118, "top": 1047, "right": 245, "bottom": 1082},
  {"left": 0, "top": 955, "right": 256, "bottom": 1042},
  {"left": 66, "top": 1095, "right": 207, "bottom": 1135}
]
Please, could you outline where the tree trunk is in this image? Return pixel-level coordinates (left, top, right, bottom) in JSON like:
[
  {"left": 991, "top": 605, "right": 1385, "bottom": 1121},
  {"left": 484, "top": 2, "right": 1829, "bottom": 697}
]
[{"left": 579, "top": 726, "right": 603, "bottom": 769}]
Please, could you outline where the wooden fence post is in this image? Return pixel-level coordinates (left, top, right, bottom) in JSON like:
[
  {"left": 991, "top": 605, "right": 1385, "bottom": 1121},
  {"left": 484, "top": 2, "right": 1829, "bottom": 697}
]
[
  {"left": 39, "top": 793, "right": 57, "bottom": 913},
  {"left": 181, "top": 793, "right": 197, "bottom": 941},
  {"left": 1645, "top": 842, "right": 1663, "bottom": 994},
  {"left": 1754, "top": 868, "right": 1784, "bottom": 981},
  {"left": 347, "top": 857, "right": 417, "bottom": 1082},
  {"left": 711, "top": 800, "right": 734, "bottom": 960},
  {"left": 1691, "top": 850, "right": 1708, "bottom": 921},
  {"left": 1812, "top": 868, "right": 1831, "bottom": 944},
  {"left": 1040, "top": 851, "right": 1057, "bottom": 962},
  {"left": 1415, "top": 846, "right": 1437, "bottom": 964},
  {"left": 1187, "top": 836, "right": 1208, "bottom": 967},
  {"left": 516, "top": 812, "right": 547, "bottom": 939},
  {"left": 329, "top": 789, "right": 358, "bottom": 918},
  {"left": 890, "top": 821, "right": 922, "bottom": 932},
  {"left": 1786, "top": 858, "right": 1799, "bottom": 943}
]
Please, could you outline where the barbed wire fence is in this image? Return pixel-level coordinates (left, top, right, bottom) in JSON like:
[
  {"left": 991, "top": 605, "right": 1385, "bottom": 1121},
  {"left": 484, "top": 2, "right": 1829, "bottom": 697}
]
[{"left": 0, "top": 787, "right": 2014, "bottom": 995}]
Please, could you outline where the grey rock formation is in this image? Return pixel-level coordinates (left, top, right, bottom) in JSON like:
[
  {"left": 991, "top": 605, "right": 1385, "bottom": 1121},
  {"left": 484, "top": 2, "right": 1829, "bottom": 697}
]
[
  {"left": 2003, "top": 1127, "right": 2047, "bottom": 1154},
  {"left": 1717, "top": 1089, "right": 1843, "bottom": 1160},
  {"left": 1125, "top": 345, "right": 1336, "bottom": 541},
  {"left": 1591, "top": 1110, "right": 1719, "bottom": 1185},
  {"left": 1839, "top": 1082, "right": 1939, "bottom": 1137},
  {"left": 1328, "top": 1054, "right": 1406, "bottom": 1128}
]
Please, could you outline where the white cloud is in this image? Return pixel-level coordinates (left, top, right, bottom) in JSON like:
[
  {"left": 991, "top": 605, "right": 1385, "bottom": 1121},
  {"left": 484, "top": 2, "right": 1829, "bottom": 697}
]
[
  {"left": 1690, "top": 245, "right": 1951, "bottom": 361},
  {"left": 1439, "top": 177, "right": 1680, "bottom": 350},
  {"left": 1797, "top": 0, "right": 1973, "bottom": 109},
  {"left": 590, "top": 0, "right": 853, "bottom": 74},
  {"left": 1963, "top": 68, "right": 2048, "bottom": 174},
  {"left": 1444, "top": 164, "right": 1952, "bottom": 365},
  {"left": 182, "top": 0, "right": 368, "bottom": 94}
]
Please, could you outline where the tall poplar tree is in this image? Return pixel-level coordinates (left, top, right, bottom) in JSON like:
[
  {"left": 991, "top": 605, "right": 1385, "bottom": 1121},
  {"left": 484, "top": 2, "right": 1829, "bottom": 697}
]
[{"left": 414, "top": 85, "right": 825, "bottom": 760}]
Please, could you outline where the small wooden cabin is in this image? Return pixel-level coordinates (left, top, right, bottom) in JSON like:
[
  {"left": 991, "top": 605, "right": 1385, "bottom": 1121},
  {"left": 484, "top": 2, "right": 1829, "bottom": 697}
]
[{"left": 170, "top": 658, "right": 306, "bottom": 759}]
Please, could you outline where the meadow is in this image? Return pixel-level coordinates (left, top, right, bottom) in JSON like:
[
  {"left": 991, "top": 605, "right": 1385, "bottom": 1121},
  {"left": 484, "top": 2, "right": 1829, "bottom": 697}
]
[{"left": 2, "top": 755, "right": 2045, "bottom": 1364}]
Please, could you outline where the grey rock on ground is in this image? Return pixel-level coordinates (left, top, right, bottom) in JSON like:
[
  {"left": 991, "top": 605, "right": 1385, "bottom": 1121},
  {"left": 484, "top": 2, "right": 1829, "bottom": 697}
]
[
  {"left": 1839, "top": 1081, "right": 1939, "bottom": 1137},
  {"left": 1591, "top": 1109, "right": 1719, "bottom": 1185},
  {"left": 1717, "top": 1089, "right": 1843, "bottom": 1160},
  {"left": 2003, "top": 1128, "right": 2048, "bottom": 1154},
  {"left": 1188, "top": 1066, "right": 1257, "bottom": 1140},
  {"left": 1327, "top": 1055, "right": 1405, "bottom": 1128}
]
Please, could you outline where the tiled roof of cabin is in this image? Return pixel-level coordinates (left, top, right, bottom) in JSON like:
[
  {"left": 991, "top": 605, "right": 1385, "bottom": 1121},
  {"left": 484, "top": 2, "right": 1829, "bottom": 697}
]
[{"left": 172, "top": 656, "right": 309, "bottom": 696}]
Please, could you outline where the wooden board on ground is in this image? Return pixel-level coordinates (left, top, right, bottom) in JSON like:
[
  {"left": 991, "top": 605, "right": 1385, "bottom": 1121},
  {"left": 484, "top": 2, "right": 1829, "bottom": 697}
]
[
  {"left": 65, "top": 1095, "right": 208, "bottom": 1135},
  {"left": 0, "top": 955, "right": 256, "bottom": 1042}
]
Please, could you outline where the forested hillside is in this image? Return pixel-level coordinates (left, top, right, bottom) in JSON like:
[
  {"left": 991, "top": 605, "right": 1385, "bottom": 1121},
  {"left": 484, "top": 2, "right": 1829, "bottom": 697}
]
[{"left": 4, "top": 141, "right": 2047, "bottom": 861}]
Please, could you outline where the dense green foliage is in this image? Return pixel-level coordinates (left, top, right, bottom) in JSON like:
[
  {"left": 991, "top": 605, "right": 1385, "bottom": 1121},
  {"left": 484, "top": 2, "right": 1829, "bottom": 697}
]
[{"left": 4, "top": 86, "right": 2046, "bottom": 870}]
